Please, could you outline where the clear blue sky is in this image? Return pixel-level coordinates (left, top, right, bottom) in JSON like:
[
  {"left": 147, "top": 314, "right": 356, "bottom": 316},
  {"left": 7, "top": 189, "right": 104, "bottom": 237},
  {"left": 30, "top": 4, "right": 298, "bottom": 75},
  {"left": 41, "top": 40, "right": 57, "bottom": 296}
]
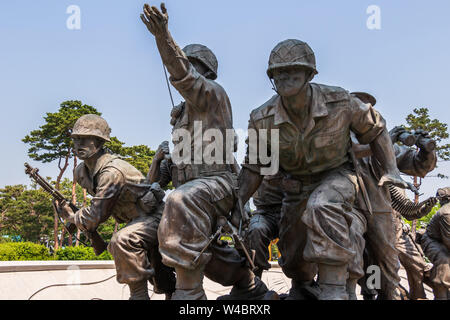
[{"left": 0, "top": 0, "right": 449, "bottom": 198}]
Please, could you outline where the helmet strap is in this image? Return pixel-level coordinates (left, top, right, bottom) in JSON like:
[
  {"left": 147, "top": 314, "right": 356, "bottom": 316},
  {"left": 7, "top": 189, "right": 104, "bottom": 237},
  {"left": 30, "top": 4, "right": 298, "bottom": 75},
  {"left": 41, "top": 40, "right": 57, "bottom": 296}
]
[{"left": 269, "top": 78, "right": 279, "bottom": 95}]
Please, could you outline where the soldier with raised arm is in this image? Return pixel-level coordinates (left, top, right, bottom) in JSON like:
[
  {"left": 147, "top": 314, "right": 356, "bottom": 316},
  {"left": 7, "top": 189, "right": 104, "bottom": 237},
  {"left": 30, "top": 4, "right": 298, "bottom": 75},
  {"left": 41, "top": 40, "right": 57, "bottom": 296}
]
[
  {"left": 55, "top": 114, "right": 175, "bottom": 300},
  {"left": 348, "top": 93, "right": 437, "bottom": 300},
  {"left": 389, "top": 126, "right": 437, "bottom": 300},
  {"left": 140, "top": 3, "right": 274, "bottom": 300},
  {"left": 234, "top": 39, "right": 416, "bottom": 300}
]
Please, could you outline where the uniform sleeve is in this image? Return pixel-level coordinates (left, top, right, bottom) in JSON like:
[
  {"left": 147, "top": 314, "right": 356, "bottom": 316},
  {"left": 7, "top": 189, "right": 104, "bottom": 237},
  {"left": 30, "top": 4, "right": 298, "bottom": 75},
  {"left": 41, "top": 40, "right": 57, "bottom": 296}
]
[
  {"left": 170, "top": 64, "right": 224, "bottom": 112},
  {"left": 350, "top": 98, "right": 386, "bottom": 145},
  {"left": 73, "top": 168, "right": 124, "bottom": 232},
  {"left": 394, "top": 144, "right": 437, "bottom": 178}
]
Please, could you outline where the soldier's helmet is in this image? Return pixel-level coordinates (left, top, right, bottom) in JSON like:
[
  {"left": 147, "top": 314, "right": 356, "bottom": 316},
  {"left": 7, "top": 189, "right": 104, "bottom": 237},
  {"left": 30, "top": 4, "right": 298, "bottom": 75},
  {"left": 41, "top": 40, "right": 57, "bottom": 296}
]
[
  {"left": 351, "top": 92, "right": 377, "bottom": 107},
  {"left": 437, "top": 187, "right": 450, "bottom": 199},
  {"left": 267, "top": 39, "right": 318, "bottom": 78},
  {"left": 183, "top": 44, "right": 218, "bottom": 80},
  {"left": 71, "top": 114, "right": 111, "bottom": 142}
]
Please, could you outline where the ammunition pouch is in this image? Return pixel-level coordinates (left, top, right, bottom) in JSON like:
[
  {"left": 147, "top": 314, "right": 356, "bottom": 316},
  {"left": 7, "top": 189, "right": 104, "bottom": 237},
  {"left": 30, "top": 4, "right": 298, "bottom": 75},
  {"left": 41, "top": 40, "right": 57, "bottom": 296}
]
[{"left": 120, "top": 182, "right": 165, "bottom": 216}]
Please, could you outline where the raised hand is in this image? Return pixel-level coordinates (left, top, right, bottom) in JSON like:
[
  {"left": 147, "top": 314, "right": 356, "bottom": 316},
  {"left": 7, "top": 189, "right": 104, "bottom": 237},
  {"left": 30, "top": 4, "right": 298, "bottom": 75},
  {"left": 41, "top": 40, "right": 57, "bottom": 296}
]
[
  {"left": 155, "top": 140, "right": 170, "bottom": 161},
  {"left": 140, "top": 3, "right": 169, "bottom": 37},
  {"left": 53, "top": 199, "right": 75, "bottom": 221},
  {"left": 422, "top": 196, "right": 438, "bottom": 212},
  {"left": 414, "top": 129, "right": 431, "bottom": 139},
  {"left": 389, "top": 126, "right": 407, "bottom": 143}
]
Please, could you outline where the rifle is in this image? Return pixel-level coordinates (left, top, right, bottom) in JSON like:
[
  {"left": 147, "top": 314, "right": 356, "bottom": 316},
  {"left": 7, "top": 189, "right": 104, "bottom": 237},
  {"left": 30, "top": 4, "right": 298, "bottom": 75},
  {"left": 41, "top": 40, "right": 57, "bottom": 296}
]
[
  {"left": 192, "top": 215, "right": 256, "bottom": 271},
  {"left": 224, "top": 220, "right": 256, "bottom": 271},
  {"left": 24, "top": 163, "right": 108, "bottom": 255}
]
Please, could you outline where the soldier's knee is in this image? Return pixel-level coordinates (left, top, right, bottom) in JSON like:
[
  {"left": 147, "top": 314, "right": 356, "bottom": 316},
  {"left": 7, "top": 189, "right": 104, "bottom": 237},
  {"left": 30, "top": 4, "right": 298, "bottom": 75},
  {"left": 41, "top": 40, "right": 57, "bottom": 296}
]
[
  {"left": 248, "top": 220, "right": 269, "bottom": 237},
  {"left": 109, "top": 230, "right": 130, "bottom": 252},
  {"left": 306, "top": 189, "right": 347, "bottom": 217},
  {"left": 305, "top": 200, "right": 327, "bottom": 216}
]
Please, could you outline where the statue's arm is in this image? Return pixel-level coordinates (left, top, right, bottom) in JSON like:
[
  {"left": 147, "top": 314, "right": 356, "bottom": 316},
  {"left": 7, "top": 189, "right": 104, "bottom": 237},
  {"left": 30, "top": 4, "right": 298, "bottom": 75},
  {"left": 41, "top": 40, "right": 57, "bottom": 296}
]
[
  {"left": 147, "top": 141, "right": 171, "bottom": 187},
  {"left": 73, "top": 169, "right": 121, "bottom": 232},
  {"left": 140, "top": 3, "right": 188, "bottom": 80},
  {"left": 350, "top": 99, "right": 416, "bottom": 192},
  {"left": 394, "top": 143, "right": 437, "bottom": 178}
]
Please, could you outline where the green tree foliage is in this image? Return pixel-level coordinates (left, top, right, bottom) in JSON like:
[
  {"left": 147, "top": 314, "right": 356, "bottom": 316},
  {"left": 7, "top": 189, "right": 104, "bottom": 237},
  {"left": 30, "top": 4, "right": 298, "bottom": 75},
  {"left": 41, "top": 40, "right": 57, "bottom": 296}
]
[
  {"left": 404, "top": 107, "right": 450, "bottom": 162},
  {"left": 22, "top": 101, "right": 100, "bottom": 166},
  {"left": 0, "top": 185, "right": 54, "bottom": 244},
  {"left": 58, "top": 178, "right": 90, "bottom": 209},
  {"left": 97, "top": 218, "right": 125, "bottom": 242},
  {"left": 0, "top": 242, "right": 113, "bottom": 260},
  {"left": 0, "top": 242, "right": 52, "bottom": 261},
  {"left": 55, "top": 245, "right": 112, "bottom": 260},
  {"left": 105, "top": 137, "right": 156, "bottom": 176}
]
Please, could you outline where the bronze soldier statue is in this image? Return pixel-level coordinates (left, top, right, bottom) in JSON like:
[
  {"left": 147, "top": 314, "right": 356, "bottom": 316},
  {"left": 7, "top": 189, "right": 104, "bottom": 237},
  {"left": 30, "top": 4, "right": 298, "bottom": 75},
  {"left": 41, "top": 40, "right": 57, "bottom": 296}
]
[
  {"left": 348, "top": 93, "right": 437, "bottom": 300},
  {"left": 140, "top": 3, "right": 275, "bottom": 300},
  {"left": 419, "top": 187, "right": 450, "bottom": 300},
  {"left": 394, "top": 200, "right": 434, "bottom": 300},
  {"left": 389, "top": 126, "right": 437, "bottom": 300},
  {"left": 235, "top": 39, "right": 416, "bottom": 300},
  {"left": 55, "top": 114, "right": 176, "bottom": 300}
]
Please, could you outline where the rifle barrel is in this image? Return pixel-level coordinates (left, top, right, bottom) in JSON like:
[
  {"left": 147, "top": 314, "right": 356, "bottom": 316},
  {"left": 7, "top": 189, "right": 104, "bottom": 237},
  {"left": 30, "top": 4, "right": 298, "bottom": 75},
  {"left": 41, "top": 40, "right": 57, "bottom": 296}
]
[{"left": 25, "top": 163, "right": 66, "bottom": 202}]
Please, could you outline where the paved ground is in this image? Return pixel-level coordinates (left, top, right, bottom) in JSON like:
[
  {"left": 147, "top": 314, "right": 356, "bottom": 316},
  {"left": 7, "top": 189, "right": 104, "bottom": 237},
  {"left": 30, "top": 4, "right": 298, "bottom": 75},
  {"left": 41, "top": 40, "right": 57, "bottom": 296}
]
[{"left": 0, "top": 261, "right": 434, "bottom": 300}]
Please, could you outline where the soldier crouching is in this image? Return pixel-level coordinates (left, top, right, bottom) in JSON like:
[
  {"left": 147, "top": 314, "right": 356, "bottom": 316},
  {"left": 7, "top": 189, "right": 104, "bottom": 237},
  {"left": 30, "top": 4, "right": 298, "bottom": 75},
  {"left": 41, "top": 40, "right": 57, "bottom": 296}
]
[
  {"left": 419, "top": 187, "right": 450, "bottom": 300},
  {"left": 235, "top": 39, "right": 416, "bottom": 300},
  {"left": 56, "top": 114, "right": 175, "bottom": 300}
]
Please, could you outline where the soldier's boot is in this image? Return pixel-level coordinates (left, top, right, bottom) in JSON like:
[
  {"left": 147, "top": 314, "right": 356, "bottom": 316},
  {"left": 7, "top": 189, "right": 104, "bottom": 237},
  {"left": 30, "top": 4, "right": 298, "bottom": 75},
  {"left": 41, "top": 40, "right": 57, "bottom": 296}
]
[
  {"left": 358, "top": 277, "right": 377, "bottom": 300},
  {"left": 171, "top": 267, "right": 207, "bottom": 300},
  {"left": 362, "top": 292, "right": 377, "bottom": 300},
  {"left": 317, "top": 264, "right": 349, "bottom": 300},
  {"left": 218, "top": 271, "right": 279, "bottom": 300},
  {"left": 128, "top": 281, "right": 150, "bottom": 300},
  {"left": 346, "top": 278, "right": 358, "bottom": 300},
  {"left": 150, "top": 281, "right": 174, "bottom": 300},
  {"left": 377, "top": 283, "right": 405, "bottom": 300},
  {"left": 285, "top": 280, "right": 320, "bottom": 300}
]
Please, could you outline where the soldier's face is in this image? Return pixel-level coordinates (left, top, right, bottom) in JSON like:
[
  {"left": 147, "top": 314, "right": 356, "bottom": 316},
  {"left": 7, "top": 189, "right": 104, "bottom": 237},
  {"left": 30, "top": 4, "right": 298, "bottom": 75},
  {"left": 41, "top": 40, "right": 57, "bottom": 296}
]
[
  {"left": 73, "top": 136, "right": 103, "bottom": 160},
  {"left": 272, "top": 68, "right": 309, "bottom": 97}
]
